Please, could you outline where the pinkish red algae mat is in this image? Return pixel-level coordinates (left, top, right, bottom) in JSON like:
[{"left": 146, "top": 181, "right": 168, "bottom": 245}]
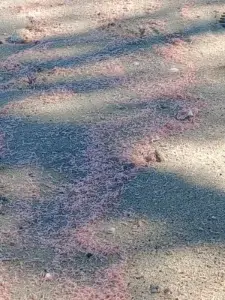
[{"left": 0, "top": 0, "right": 213, "bottom": 299}]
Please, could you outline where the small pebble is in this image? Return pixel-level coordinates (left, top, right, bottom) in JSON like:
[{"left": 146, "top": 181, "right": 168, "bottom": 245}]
[
  {"left": 176, "top": 108, "right": 194, "bottom": 120},
  {"left": 170, "top": 67, "right": 179, "bottom": 73},
  {"left": 44, "top": 272, "right": 53, "bottom": 281},
  {"left": 105, "top": 227, "right": 116, "bottom": 234},
  {"left": 150, "top": 284, "right": 160, "bottom": 294}
]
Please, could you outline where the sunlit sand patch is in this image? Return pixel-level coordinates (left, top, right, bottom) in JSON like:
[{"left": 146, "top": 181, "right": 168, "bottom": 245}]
[
  {"left": 0, "top": 42, "right": 101, "bottom": 71},
  {"left": 0, "top": 89, "right": 78, "bottom": 120},
  {"left": 180, "top": 2, "right": 224, "bottom": 22},
  {"left": 153, "top": 33, "right": 197, "bottom": 70},
  {"left": 98, "top": 16, "right": 166, "bottom": 38},
  {"left": 94, "top": 0, "right": 162, "bottom": 19},
  {"left": 124, "top": 41, "right": 198, "bottom": 98},
  {"left": 0, "top": 274, "right": 11, "bottom": 300},
  {"left": 128, "top": 243, "right": 225, "bottom": 300},
  {"left": 1, "top": 0, "right": 99, "bottom": 39},
  {"left": 30, "top": 59, "right": 126, "bottom": 88},
  {"left": 154, "top": 138, "right": 225, "bottom": 191},
  {"left": 122, "top": 117, "right": 198, "bottom": 167},
  {"left": 187, "top": 33, "right": 225, "bottom": 69},
  {"left": 0, "top": 166, "right": 55, "bottom": 201}
]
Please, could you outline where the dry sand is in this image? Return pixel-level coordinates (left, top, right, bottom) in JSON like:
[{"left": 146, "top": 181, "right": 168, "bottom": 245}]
[{"left": 0, "top": 0, "right": 225, "bottom": 299}]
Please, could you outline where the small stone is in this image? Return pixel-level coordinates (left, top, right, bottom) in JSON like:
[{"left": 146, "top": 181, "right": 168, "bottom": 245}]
[
  {"left": 211, "top": 216, "right": 217, "bottom": 220},
  {"left": 170, "top": 67, "right": 179, "bottom": 73},
  {"left": 105, "top": 227, "right": 116, "bottom": 234},
  {"left": 150, "top": 284, "right": 160, "bottom": 294},
  {"left": 44, "top": 272, "right": 53, "bottom": 281},
  {"left": 155, "top": 149, "right": 165, "bottom": 162},
  {"left": 133, "top": 61, "right": 140, "bottom": 66},
  {"left": 86, "top": 252, "right": 93, "bottom": 258},
  {"left": 176, "top": 108, "right": 194, "bottom": 121},
  {"left": 164, "top": 287, "right": 172, "bottom": 294}
]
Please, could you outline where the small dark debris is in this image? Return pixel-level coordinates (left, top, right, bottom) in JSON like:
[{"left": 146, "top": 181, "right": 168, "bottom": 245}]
[
  {"left": 117, "top": 105, "right": 126, "bottom": 110},
  {"left": 107, "top": 22, "right": 116, "bottom": 28},
  {"left": 150, "top": 284, "right": 161, "bottom": 294},
  {"left": 123, "top": 162, "right": 135, "bottom": 171},
  {"left": 135, "top": 275, "right": 144, "bottom": 280},
  {"left": 155, "top": 149, "right": 165, "bottom": 162},
  {"left": 164, "top": 287, "right": 172, "bottom": 295},
  {"left": 27, "top": 74, "right": 36, "bottom": 85},
  {"left": 145, "top": 154, "right": 153, "bottom": 163},
  {"left": 0, "top": 196, "right": 9, "bottom": 204},
  {"left": 139, "top": 28, "right": 146, "bottom": 37},
  {"left": 154, "top": 244, "right": 160, "bottom": 250},
  {"left": 219, "top": 13, "right": 225, "bottom": 27},
  {"left": 0, "top": 41, "right": 4, "bottom": 44},
  {"left": 160, "top": 103, "right": 169, "bottom": 109},
  {"left": 86, "top": 253, "right": 93, "bottom": 258}
]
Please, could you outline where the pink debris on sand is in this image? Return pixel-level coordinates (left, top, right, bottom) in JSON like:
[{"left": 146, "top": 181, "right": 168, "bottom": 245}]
[
  {"left": 73, "top": 263, "right": 130, "bottom": 300},
  {"left": 0, "top": 279, "right": 11, "bottom": 300},
  {"left": 180, "top": 2, "right": 195, "bottom": 18},
  {"left": 68, "top": 223, "right": 120, "bottom": 256},
  {"left": 153, "top": 41, "right": 189, "bottom": 64}
]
